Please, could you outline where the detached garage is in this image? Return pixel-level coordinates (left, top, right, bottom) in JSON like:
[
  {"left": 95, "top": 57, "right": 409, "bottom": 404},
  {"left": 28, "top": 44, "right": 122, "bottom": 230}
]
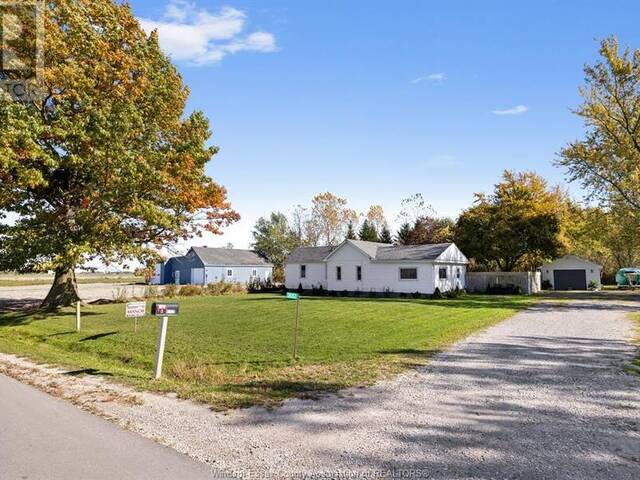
[{"left": 539, "top": 255, "right": 602, "bottom": 290}]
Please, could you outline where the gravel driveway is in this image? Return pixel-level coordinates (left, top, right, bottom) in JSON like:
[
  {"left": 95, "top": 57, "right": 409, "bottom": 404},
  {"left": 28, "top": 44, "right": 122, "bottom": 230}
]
[
  {"left": 0, "top": 283, "right": 147, "bottom": 310},
  {"left": 96, "top": 294, "right": 638, "bottom": 479},
  {"left": 2, "top": 294, "right": 638, "bottom": 479}
]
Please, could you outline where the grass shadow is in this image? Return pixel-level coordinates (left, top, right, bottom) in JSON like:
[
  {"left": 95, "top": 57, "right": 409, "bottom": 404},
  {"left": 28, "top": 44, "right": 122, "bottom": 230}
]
[
  {"left": 64, "top": 368, "right": 113, "bottom": 377},
  {"left": 79, "top": 331, "right": 118, "bottom": 342}
]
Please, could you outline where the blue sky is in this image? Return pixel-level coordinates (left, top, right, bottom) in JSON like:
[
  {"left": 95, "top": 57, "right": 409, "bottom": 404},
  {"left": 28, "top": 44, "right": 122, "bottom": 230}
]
[{"left": 132, "top": 0, "right": 640, "bottom": 249}]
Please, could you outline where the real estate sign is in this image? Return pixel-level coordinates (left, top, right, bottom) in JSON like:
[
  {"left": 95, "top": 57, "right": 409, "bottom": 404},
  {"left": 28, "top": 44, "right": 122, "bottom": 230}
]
[
  {"left": 125, "top": 301, "right": 146, "bottom": 318},
  {"left": 286, "top": 292, "right": 300, "bottom": 300}
]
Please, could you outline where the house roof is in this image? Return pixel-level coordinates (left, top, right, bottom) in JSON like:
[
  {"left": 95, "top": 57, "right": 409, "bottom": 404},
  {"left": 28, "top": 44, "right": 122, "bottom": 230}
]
[
  {"left": 191, "top": 247, "right": 272, "bottom": 266},
  {"left": 539, "top": 254, "right": 602, "bottom": 269},
  {"left": 285, "top": 240, "right": 460, "bottom": 263},
  {"left": 376, "top": 243, "right": 453, "bottom": 261},
  {"left": 285, "top": 246, "right": 335, "bottom": 263}
]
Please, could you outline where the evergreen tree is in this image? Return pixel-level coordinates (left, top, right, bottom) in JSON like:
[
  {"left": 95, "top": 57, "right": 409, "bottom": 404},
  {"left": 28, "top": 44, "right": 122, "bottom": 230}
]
[
  {"left": 395, "top": 222, "right": 412, "bottom": 245},
  {"left": 378, "top": 226, "right": 393, "bottom": 243},
  {"left": 345, "top": 222, "right": 357, "bottom": 240},
  {"left": 358, "top": 219, "right": 378, "bottom": 241}
]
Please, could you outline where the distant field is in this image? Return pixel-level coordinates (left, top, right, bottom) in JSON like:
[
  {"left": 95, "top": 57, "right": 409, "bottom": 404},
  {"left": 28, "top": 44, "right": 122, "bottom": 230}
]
[
  {"left": 0, "top": 273, "right": 143, "bottom": 287},
  {"left": 0, "top": 293, "right": 534, "bottom": 409}
]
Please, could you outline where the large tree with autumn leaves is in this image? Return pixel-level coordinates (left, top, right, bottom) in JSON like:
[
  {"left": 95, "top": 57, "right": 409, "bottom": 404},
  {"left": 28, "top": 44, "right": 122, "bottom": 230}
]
[{"left": 0, "top": 0, "right": 238, "bottom": 309}]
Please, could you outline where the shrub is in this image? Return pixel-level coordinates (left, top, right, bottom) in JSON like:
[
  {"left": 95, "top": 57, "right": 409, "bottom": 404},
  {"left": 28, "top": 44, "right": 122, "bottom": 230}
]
[
  {"left": 230, "top": 283, "right": 247, "bottom": 295},
  {"left": 297, "top": 282, "right": 303, "bottom": 293},
  {"left": 247, "top": 277, "right": 264, "bottom": 293},
  {"left": 143, "top": 286, "right": 160, "bottom": 299},
  {"left": 588, "top": 279, "right": 598, "bottom": 290},
  {"left": 486, "top": 284, "right": 522, "bottom": 295},
  {"left": 446, "top": 286, "right": 464, "bottom": 299},
  {"left": 541, "top": 279, "right": 552, "bottom": 290},
  {"left": 179, "top": 284, "right": 203, "bottom": 296},
  {"left": 432, "top": 287, "right": 443, "bottom": 299},
  {"left": 163, "top": 284, "right": 178, "bottom": 298}
]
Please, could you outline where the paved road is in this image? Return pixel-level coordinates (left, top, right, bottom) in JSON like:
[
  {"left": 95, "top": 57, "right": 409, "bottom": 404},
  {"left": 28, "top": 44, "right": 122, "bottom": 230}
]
[
  {"left": 123, "top": 295, "right": 640, "bottom": 479},
  {"left": 0, "top": 374, "right": 219, "bottom": 480},
  {"left": 0, "top": 283, "right": 148, "bottom": 310}
]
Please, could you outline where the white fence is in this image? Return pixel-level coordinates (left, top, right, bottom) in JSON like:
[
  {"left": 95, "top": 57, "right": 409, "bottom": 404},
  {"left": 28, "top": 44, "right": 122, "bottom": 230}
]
[{"left": 466, "top": 272, "right": 541, "bottom": 295}]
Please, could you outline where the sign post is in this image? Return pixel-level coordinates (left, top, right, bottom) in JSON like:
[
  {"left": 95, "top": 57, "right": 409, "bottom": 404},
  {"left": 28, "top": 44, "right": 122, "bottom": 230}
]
[
  {"left": 76, "top": 301, "right": 81, "bottom": 331},
  {"left": 125, "top": 301, "right": 146, "bottom": 332},
  {"left": 286, "top": 292, "right": 301, "bottom": 360},
  {"left": 151, "top": 302, "right": 179, "bottom": 379}
]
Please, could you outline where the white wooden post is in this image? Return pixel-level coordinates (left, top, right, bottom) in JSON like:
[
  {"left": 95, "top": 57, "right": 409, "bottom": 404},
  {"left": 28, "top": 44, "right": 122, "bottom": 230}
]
[
  {"left": 153, "top": 316, "right": 169, "bottom": 379},
  {"left": 76, "top": 301, "right": 81, "bottom": 331},
  {"left": 292, "top": 298, "right": 300, "bottom": 360}
]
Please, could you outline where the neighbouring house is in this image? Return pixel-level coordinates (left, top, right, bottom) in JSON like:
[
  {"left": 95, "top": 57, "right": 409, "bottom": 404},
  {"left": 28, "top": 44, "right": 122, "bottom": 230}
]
[
  {"left": 539, "top": 255, "right": 602, "bottom": 290},
  {"left": 284, "top": 239, "right": 468, "bottom": 294},
  {"left": 151, "top": 247, "right": 273, "bottom": 285}
]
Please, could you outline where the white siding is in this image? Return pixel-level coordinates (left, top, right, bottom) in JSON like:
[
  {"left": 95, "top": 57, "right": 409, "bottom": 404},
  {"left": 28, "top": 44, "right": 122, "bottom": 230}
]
[
  {"left": 285, "top": 241, "right": 468, "bottom": 294},
  {"left": 325, "top": 243, "right": 441, "bottom": 294},
  {"left": 434, "top": 264, "right": 466, "bottom": 292},
  {"left": 191, "top": 268, "right": 204, "bottom": 285},
  {"left": 203, "top": 266, "right": 272, "bottom": 285},
  {"left": 285, "top": 263, "right": 327, "bottom": 289},
  {"left": 540, "top": 256, "right": 602, "bottom": 289}
]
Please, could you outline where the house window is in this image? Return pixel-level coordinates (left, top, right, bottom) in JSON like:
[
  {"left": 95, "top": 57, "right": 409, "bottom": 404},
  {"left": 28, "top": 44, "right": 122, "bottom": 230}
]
[
  {"left": 356, "top": 266, "right": 362, "bottom": 281},
  {"left": 300, "top": 265, "right": 306, "bottom": 278},
  {"left": 456, "top": 267, "right": 461, "bottom": 279},
  {"left": 252, "top": 268, "right": 257, "bottom": 277},
  {"left": 439, "top": 268, "right": 448, "bottom": 280},
  {"left": 227, "top": 268, "right": 233, "bottom": 277},
  {"left": 400, "top": 268, "right": 417, "bottom": 280},
  {"left": 336, "top": 266, "right": 342, "bottom": 281}
]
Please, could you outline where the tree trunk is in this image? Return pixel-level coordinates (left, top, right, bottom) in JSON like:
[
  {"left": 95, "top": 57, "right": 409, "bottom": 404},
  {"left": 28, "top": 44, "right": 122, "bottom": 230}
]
[{"left": 41, "top": 266, "right": 80, "bottom": 310}]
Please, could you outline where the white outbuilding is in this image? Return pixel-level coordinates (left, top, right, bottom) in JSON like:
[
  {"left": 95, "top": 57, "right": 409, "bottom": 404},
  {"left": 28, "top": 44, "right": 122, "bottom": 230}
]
[
  {"left": 539, "top": 255, "right": 602, "bottom": 290},
  {"left": 284, "top": 240, "right": 468, "bottom": 294}
]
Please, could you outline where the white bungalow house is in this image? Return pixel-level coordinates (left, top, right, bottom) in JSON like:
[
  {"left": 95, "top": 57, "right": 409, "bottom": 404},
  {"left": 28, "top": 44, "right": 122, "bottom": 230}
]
[
  {"left": 284, "top": 240, "right": 468, "bottom": 294},
  {"left": 151, "top": 247, "right": 273, "bottom": 285}
]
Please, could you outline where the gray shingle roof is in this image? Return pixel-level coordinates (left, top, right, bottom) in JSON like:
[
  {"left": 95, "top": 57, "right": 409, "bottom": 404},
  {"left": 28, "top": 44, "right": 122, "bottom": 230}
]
[
  {"left": 191, "top": 247, "right": 272, "bottom": 266},
  {"left": 376, "top": 243, "right": 452, "bottom": 261},
  {"left": 285, "top": 246, "right": 335, "bottom": 263},
  {"left": 346, "top": 240, "right": 388, "bottom": 258},
  {"left": 285, "top": 240, "right": 455, "bottom": 263}
]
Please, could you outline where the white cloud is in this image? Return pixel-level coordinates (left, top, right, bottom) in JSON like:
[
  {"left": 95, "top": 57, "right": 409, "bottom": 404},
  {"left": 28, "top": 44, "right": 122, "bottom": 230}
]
[
  {"left": 412, "top": 72, "right": 446, "bottom": 84},
  {"left": 138, "top": 1, "right": 277, "bottom": 66},
  {"left": 490, "top": 105, "right": 528, "bottom": 116}
]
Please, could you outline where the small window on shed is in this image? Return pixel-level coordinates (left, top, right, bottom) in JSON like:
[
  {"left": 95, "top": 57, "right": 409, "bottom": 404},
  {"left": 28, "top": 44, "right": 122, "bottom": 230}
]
[
  {"left": 227, "top": 268, "right": 233, "bottom": 277},
  {"left": 336, "top": 266, "right": 342, "bottom": 281},
  {"left": 300, "top": 265, "right": 306, "bottom": 278},
  {"left": 456, "top": 267, "right": 461, "bottom": 279},
  {"left": 439, "top": 268, "right": 448, "bottom": 280},
  {"left": 400, "top": 268, "right": 418, "bottom": 280},
  {"left": 356, "top": 265, "right": 362, "bottom": 281},
  {"left": 252, "top": 268, "right": 257, "bottom": 277}
]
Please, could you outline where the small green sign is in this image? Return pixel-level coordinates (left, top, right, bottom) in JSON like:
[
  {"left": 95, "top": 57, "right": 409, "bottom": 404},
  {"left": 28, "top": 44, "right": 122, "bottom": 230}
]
[{"left": 286, "top": 292, "right": 300, "bottom": 300}]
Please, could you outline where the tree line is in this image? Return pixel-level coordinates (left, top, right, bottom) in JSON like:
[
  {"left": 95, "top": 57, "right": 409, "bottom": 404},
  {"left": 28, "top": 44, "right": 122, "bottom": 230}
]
[
  {"left": 1, "top": 1, "right": 638, "bottom": 310},
  {"left": 253, "top": 37, "right": 640, "bottom": 282}
]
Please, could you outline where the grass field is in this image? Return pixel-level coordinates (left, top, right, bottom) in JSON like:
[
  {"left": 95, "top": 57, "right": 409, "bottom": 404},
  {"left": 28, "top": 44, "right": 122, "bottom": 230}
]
[
  {"left": 0, "top": 293, "right": 533, "bottom": 409},
  {"left": 0, "top": 273, "right": 143, "bottom": 287}
]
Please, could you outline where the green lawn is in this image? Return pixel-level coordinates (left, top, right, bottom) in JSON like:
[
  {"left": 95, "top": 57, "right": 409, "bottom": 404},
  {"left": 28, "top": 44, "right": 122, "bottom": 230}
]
[{"left": 0, "top": 293, "right": 533, "bottom": 409}]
